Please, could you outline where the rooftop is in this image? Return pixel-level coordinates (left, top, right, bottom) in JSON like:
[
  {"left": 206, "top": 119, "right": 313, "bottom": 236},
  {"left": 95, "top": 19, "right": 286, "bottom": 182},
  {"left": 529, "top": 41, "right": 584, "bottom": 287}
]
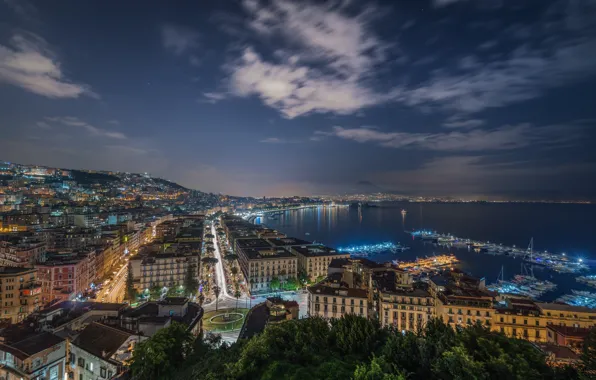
[
  {"left": 267, "top": 237, "right": 312, "bottom": 247},
  {"left": 535, "top": 302, "right": 595, "bottom": 314},
  {"left": 241, "top": 247, "right": 296, "bottom": 260},
  {"left": 8, "top": 332, "right": 64, "bottom": 358},
  {"left": 73, "top": 322, "right": 132, "bottom": 359},
  {"left": 308, "top": 283, "right": 368, "bottom": 299},
  {"left": 0, "top": 266, "right": 36, "bottom": 275},
  {"left": 157, "top": 297, "right": 188, "bottom": 306},
  {"left": 236, "top": 238, "right": 272, "bottom": 249},
  {"left": 546, "top": 324, "right": 593, "bottom": 338},
  {"left": 292, "top": 244, "right": 347, "bottom": 257}
]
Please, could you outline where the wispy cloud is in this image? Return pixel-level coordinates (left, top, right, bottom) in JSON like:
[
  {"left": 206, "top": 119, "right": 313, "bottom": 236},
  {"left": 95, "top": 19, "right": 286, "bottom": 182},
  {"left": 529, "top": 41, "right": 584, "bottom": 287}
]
[
  {"left": 219, "top": 0, "right": 396, "bottom": 119},
  {"left": 317, "top": 122, "right": 586, "bottom": 151},
  {"left": 260, "top": 137, "right": 301, "bottom": 144},
  {"left": 2, "top": 0, "right": 38, "bottom": 21},
  {"left": 443, "top": 116, "right": 485, "bottom": 129},
  {"left": 201, "top": 91, "right": 227, "bottom": 104},
  {"left": 161, "top": 24, "right": 200, "bottom": 55},
  {"left": 396, "top": 0, "right": 596, "bottom": 113},
  {"left": 44, "top": 116, "right": 126, "bottom": 139},
  {"left": 0, "top": 32, "right": 96, "bottom": 98}
]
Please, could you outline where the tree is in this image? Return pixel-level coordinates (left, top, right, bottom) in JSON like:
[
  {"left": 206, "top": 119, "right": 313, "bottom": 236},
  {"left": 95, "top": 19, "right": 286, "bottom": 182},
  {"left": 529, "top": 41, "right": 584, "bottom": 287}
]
[
  {"left": 130, "top": 322, "right": 193, "bottom": 379},
  {"left": 230, "top": 266, "right": 239, "bottom": 278},
  {"left": 284, "top": 277, "right": 299, "bottom": 291},
  {"left": 125, "top": 262, "right": 137, "bottom": 302},
  {"left": 202, "top": 257, "right": 219, "bottom": 269},
  {"left": 279, "top": 269, "right": 287, "bottom": 289},
  {"left": 270, "top": 276, "right": 280, "bottom": 292},
  {"left": 149, "top": 284, "right": 162, "bottom": 300},
  {"left": 581, "top": 327, "right": 596, "bottom": 374},
  {"left": 354, "top": 356, "right": 406, "bottom": 380},
  {"left": 224, "top": 253, "right": 238, "bottom": 263},
  {"left": 234, "top": 289, "right": 241, "bottom": 311},
  {"left": 183, "top": 263, "right": 199, "bottom": 297},
  {"left": 298, "top": 269, "right": 309, "bottom": 286},
  {"left": 213, "top": 285, "right": 220, "bottom": 311}
]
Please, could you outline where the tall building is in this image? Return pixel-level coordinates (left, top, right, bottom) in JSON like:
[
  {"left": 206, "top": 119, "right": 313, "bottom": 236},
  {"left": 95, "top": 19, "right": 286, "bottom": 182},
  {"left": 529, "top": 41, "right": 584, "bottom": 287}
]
[
  {"left": 36, "top": 254, "right": 92, "bottom": 304},
  {"left": 129, "top": 243, "right": 200, "bottom": 291},
  {"left": 0, "top": 332, "right": 67, "bottom": 380},
  {"left": 307, "top": 273, "right": 369, "bottom": 319},
  {"left": 0, "top": 267, "right": 41, "bottom": 323},
  {"left": 492, "top": 298, "right": 596, "bottom": 343},
  {"left": 290, "top": 244, "right": 349, "bottom": 282}
]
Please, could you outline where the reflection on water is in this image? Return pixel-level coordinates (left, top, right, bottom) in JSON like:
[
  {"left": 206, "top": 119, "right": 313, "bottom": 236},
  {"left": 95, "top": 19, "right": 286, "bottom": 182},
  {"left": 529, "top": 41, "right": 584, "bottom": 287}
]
[{"left": 263, "top": 202, "right": 596, "bottom": 301}]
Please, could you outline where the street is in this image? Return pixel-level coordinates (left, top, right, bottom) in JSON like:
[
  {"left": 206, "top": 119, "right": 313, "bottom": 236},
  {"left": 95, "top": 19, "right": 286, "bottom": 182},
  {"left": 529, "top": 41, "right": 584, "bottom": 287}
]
[{"left": 203, "top": 221, "right": 309, "bottom": 343}]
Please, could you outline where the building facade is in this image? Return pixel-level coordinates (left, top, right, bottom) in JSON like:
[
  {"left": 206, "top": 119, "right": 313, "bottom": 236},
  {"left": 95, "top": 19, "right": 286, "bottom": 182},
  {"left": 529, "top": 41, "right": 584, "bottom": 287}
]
[
  {"left": 0, "top": 267, "right": 41, "bottom": 323},
  {"left": 290, "top": 245, "right": 350, "bottom": 282}
]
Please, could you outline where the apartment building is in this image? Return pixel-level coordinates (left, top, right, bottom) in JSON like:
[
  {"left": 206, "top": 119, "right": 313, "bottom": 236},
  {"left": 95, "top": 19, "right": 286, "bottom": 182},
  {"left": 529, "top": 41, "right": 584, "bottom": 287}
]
[
  {"left": 129, "top": 243, "right": 200, "bottom": 290},
  {"left": 430, "top": 271, "right": 495, "bottom": 328},
  {"left": 0, "top": 332, "right": 67, "bottom": 380},
  {"left": 492, "top": 298, "right": 596, "bottom": 343},
  {"left": 70, "top": 322, "right": 146, "bottom": 380},
  {"left": 290, "top": 244, "right": 350, "bottom": 282},
  {"left": 36, "top": 254, "right": 92, "bottom": 303},
  {"left": 378, "top": 287, "right": 435, "bottom": 331},
  {"left": 307, "top": 275, "right": 369, "bottom": 319},
  {"left": 0, "top": 267, "right": 40, "bottom": 323},
  {"left": 239, "top": 246, "right": 298, "bottom": 292}
]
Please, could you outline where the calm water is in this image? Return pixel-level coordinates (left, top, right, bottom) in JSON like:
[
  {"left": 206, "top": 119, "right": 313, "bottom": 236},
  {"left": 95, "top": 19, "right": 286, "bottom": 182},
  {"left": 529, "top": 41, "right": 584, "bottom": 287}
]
[{"left": 260, "top": 202, "right": 596, "bottom": 301}]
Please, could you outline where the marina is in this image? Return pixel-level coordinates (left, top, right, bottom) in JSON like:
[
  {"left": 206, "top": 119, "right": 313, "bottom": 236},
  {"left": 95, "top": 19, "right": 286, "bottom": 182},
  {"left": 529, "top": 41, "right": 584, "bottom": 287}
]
[
  {"left": 394, "top": 254, "right": 459, "bottom": 274},
  {"left": 338, "top": 241, "right": 410, "bottom": 257},
  {"left": 409, "top": 230, "right": 589, "bottom": 274},
  {"left": 577, "top": 274, "right": 596, "bottom": 288},
  {"left": 557, "top": 290, "right": 596, "bottom": 309},
  {"left": 487, "top": 265, "right": 557, "bottom": 299}
]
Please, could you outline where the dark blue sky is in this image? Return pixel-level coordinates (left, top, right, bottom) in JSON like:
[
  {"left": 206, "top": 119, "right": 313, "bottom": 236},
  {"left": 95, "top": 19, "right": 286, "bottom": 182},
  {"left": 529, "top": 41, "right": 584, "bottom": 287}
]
[{"left": 1, "top": 0, "right": 595, "bottom": 198}]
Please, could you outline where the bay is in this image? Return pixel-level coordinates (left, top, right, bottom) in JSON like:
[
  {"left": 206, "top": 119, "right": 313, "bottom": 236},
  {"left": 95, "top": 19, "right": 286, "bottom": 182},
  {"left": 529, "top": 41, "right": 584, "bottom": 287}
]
[{"left": 260, "top": 202, "right": 596, "bottom": 302}]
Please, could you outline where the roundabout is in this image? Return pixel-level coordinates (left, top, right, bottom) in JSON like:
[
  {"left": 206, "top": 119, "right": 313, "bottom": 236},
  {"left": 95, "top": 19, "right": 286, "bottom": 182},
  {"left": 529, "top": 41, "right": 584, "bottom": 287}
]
[
  {"left": 203, "top": 308, "right": 249, "bottom": 332},
  {"left": 209, "top": 312, "right": 244, "bottom": 324}
]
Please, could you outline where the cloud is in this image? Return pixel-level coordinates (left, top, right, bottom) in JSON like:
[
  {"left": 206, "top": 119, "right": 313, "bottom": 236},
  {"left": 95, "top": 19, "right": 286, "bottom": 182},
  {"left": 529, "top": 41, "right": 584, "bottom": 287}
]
[
  {"left": 259, "top": 137, "right": 300, "bottom": 144},
  {"left": 201, "top": 91, "right": 227, "bottom": 104},
  {"left": 44, "top": 116, "right": 127, "bottom": 139},
  {"left": 319, "top": 122, "right": 586, "bottom": 151},
  {"left": 433, "top": 0, "right": 468, "bottom": 6},
  {"left": 0, "top": 32, "right": 96, "bottom": 98},
  {"left": 443, "top": 117, "right": 485, "bottom": 129},
  {"left": 161, "top": 24, "right": 200, "bottom": 55},
  {"left": 220, "top": 0, "right": 395, "bottom": 118},
  {"left": 2, "top": 0, "right": 38, "bottom": 21},
  {"left": 478, "top": 39, "right": 498, "bottom": 50},
  {"left": 397, "top": 0, "right": 596, "bottom": 113},
  {"left": 36, "top": 121, "right": 51, "bottom": 130}
]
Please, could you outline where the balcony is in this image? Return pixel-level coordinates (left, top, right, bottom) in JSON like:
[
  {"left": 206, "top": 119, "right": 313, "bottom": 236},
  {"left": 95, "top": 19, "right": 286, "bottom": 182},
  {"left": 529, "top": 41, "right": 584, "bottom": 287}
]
[{"left": 20, "top": 283, "right": 42, "bottom": 296}]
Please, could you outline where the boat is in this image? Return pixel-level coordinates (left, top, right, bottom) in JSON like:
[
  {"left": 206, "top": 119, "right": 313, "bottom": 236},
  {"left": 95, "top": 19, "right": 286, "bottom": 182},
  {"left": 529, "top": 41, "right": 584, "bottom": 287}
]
[
  {"left": 401, "top": 209, "right": 407, "bottom": 217},
  {"left": 557, "top": 290, "right": 596, "bottom": 309}
]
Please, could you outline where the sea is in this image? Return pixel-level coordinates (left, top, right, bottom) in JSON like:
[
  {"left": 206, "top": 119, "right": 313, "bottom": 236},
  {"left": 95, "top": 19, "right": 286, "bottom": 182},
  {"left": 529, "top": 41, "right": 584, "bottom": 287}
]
[{"left": 259, "top": 202, "right": 596, "bottom": 302}]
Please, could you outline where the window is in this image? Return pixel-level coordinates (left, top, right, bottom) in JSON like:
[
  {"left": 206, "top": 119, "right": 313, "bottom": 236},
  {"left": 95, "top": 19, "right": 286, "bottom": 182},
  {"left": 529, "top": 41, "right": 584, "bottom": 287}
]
[
  {"left": 78, "top": 357, "right": 85, "bottom": 368},
  {"left": 101, "top": 367, "right": 107, "bottom": 378},
  {"left": 512, "top": 318, "right": 516, "bottom": 324},
  {"left": 535, "top": 320, "right": 540, "bottom": 326},
  {"left": 524, "top": 319, "right": 528, "bottom": 325}
]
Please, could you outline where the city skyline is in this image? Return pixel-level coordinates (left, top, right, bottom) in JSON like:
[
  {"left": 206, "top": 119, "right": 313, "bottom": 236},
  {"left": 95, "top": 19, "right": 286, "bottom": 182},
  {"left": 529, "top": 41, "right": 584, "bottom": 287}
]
[{"left": 1, "top": 0, "right": 596, "bottom": 198}]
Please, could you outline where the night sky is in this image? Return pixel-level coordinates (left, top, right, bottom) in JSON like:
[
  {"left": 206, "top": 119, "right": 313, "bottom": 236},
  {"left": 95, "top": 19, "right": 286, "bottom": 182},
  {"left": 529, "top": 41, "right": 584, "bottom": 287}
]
[{"left": 1, "top": 0, "right": 595, "bottom": 199}]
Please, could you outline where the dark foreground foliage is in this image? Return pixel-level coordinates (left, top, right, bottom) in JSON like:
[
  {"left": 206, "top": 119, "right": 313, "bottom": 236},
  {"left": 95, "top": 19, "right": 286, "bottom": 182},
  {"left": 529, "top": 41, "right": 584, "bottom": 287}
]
[{"left": 130, "top": 316, "right": 595, "bottom": 380}]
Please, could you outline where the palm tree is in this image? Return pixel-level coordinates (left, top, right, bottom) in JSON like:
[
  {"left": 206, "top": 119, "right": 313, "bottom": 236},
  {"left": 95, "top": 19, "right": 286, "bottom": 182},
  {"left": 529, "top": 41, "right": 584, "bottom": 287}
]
[
  {"left": 234, "top": 289, "right": 241, "bottom": 311},
  {"left": 213, "top": 285, "right": 220, "bottom": 311},
  {"left": 279, "top": 269, "right": 287, "bottom": 291}
]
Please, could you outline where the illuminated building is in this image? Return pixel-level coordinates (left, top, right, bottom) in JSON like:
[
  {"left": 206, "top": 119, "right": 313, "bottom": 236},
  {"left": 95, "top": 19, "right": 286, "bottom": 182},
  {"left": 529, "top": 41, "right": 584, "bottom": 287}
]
[
  {"left": 0, "top": 267, "right": 41, "bottom": 323},
  {"left": 290, "top": 244, "right": 349, "bottom": 282},
  {"left": 307, "top": 274, "right": 369, "bottom": 319}
]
